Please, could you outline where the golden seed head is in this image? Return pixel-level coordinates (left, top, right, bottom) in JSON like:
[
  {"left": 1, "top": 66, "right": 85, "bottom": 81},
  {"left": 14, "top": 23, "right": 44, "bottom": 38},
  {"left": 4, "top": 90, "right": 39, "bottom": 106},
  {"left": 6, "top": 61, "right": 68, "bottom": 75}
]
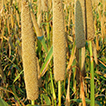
[
  {"left": 21, "top": 1, "right": 39, "bottom": 100},
  {"left": 75, "top": 0, "right": 85, "bottom": 49},
  {"left": 53, "top": 0, "right": 66, "bottom": 81},
  {"left": 85, "top": 0, "right": 95, "bottom": 40}
]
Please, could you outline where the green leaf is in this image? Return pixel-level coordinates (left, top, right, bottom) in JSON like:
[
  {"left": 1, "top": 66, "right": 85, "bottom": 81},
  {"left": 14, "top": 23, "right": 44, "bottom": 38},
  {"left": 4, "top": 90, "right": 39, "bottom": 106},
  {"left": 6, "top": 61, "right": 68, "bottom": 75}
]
[
  {"left": 42, "top": 94, "right": 51, "bottom": 105},
  {"left": 0, "top": 97, "right": 9, "bottom": 106},
  {"left": 38, "top": 36, "right": 48, "bottom": 53},
  {"left": 12, "top": 64, "right": 21, "bottom": 72},
  {"left": 0, "top": 87, "right": 21, "bottom": 106},
  {"left": 70, "top": 98, "right": 102, "bottom": 106},
  {"left": 50, "top": 71, "right": 56, "bottom": 100},
  {"left": 100, "top": 57, "right": 106, "bottom": 64},
  {"left": 40, "top": 46, "right": 53, "bottom": 76},
  {"left": 99, "top": 64, "right": 106, "bottom": 69},
  {"left": 13, "top": 70, "right": 24, "bottom": 83}
]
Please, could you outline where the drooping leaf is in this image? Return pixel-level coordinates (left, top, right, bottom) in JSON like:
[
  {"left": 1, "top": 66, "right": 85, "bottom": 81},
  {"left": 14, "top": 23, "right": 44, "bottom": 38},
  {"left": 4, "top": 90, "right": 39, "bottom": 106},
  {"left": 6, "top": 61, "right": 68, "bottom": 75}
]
[
  {"left": 99, "top": 64, "right": 106, "bottom": 70},
  {"left": 0, "top": 97, "right": 9, "bottom": 106},
  {"left": 13, "top": 70, "right": 24, "bottom": 83},
  {"left": 42, "top": 94, "right": 51, "bottom": 105},
  {"left": 38, "top": 36, "right": 48, "bottom": 53},
  {"left": 40, "top": 46, "right": 53, "bottom": 77}
]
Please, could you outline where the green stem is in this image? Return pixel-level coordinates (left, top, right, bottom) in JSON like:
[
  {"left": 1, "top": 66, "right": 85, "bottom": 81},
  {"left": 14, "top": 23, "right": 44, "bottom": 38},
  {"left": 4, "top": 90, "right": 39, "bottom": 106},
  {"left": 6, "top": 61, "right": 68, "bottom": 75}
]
[
  {"left": 89, "top": 41, "right": 95, "bottom": 106},
  {"left": 58, "top": 81, "right": 61, "bottom": 106},
  {"left": 41, "top": 94, "right": 43, "bottom": 104},
  {"left": 50, "top": 71, "right": 56, "bottom": 105},
  {"left": 31, "top": 100, "right": 34, "bottom": 105},
  {"left": 72, "top": 60, "right": 76, "bottom": 96},
  {"left": 46, "top": 12, "right": 50, "bottom": 44}
]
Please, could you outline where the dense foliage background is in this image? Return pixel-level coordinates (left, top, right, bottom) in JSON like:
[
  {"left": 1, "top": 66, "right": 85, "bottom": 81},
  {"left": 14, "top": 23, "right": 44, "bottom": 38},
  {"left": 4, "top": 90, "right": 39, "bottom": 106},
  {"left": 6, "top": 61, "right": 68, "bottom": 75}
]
[{"left": 0, "top": 0, "right": 106, "bottom": 105}]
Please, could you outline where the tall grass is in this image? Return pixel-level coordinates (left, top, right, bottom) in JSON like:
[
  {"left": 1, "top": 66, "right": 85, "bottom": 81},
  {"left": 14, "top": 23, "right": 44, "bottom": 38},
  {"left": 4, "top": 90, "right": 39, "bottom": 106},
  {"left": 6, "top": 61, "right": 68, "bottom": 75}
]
[
  {"left": 0, "top": 0, "right": 106, "bottom": 105},
  {"left": 85, "top": 0, "right": 95, "bottom": 105},
  {"left": 75, "top": 1, "right": 86, "bottom": 106},
  {"left": 53, "top": 0, "right": 66, "bottom": 105}
]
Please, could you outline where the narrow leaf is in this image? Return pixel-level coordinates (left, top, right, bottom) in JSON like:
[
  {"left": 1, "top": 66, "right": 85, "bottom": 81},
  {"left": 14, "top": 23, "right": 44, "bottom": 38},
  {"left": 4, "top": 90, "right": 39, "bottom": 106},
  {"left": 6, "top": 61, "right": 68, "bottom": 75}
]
[
  {"left": 40, "top": 46, "right": 53, "bottom": 77},
  {"left": 70, "top": 98, "right": 102, "bottom": 106},
  {"left": 42, "top": 94, "right": 51, "bottom": 105},
  {"left": 13, "top": 70, "right": 24, "bottom": 83},
  {"left": 0, "top": 97, "right": 9, "bottom": 106}
]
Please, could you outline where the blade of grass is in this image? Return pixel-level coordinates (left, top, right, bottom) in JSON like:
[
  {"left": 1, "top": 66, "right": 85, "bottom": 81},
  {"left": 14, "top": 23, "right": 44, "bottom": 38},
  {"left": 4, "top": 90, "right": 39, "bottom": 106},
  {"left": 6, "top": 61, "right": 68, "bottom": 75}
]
[
  {"left": 0, "top": 97, "right": 9, "bottom": 106},
  {"left": 88, "top": 41, "right": 95, "bottom": 106},
  {"left": 46, "top": 12, "right": 50, "bottom": 46},
  {"left": 40, "top": 45, "right": 53, "bottom": 77},
  {"left": 67, "top": 41, "right": 76, "bottom": 71},
  {"left": 42, "top": 94, "right": 51, "bottom": 105},
  {"left": 13, "top": 70, "right": 24, "bottom": 83},
  {"left": 50, "top": 70, "right": 56, "bottom": 105},
  {"left": 70, "top": 98, "right": 102, "bottom": 106},
  {"left": 58, "top": 81, "right": 61, "bottom": 106},
  {"left": 38, "top": 36, "right": 48, "bottom": 53}
]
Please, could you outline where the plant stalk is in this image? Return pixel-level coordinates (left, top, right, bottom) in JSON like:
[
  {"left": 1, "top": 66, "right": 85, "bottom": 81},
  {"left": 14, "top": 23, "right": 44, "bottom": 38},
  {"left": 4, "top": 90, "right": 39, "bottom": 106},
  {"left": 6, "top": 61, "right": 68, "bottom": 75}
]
[
  {"left": 31, "top": 100, "right": 34, "bottom": 105},
  {"left": 50, "top": 71, "right": 56, "bottom": 106},
  {"left": 89, "top": 41, "right": 95, "bottom": 106},
  {"left": 58, "top": 81, "right": 61, "bottom": 106}
]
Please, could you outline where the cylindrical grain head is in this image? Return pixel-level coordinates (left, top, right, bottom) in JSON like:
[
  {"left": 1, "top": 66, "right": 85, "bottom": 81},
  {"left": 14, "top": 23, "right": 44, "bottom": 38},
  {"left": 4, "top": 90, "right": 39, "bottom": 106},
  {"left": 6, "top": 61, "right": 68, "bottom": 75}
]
[
  {"left": 75, "top": 0, "right": 85, "bottom": 49},
  {"left": 85, "top": 0, "right": 95, "bottom": 40},
  {"left": 53, "top": 0, "right": 66, "bottom": 81},
  {"left": 31, "top": 11, "right": 42, "bottom": 37},
  {"left": 21, "top": 1, "right": 39, "bottom": 100}
]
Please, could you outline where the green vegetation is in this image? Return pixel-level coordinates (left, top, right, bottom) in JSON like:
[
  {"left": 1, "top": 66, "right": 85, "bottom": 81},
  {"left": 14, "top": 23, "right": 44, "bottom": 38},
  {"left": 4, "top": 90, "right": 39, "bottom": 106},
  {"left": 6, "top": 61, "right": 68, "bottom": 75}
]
[{"left": 0, "top": 0, "right": 106, "bottom": 106}]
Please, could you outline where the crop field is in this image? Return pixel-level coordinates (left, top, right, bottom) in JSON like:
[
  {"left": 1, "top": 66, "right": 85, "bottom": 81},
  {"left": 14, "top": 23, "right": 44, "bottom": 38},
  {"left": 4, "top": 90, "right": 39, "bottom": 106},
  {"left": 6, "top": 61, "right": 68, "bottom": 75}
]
[{"left": 0, "top": 0, "right": 106, "bottom": 106}]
